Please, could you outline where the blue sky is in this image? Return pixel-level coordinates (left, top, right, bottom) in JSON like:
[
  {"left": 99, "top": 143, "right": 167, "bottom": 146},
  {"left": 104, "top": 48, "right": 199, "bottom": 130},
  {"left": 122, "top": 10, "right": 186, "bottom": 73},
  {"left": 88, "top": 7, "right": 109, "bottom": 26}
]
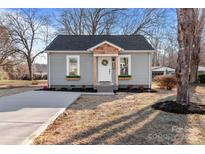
[
  {"left": 1, "top": 8, "right": 177, "bottom": 64},
  {"left": 7, "top": 8, "right": 177, "bottom": 26}
]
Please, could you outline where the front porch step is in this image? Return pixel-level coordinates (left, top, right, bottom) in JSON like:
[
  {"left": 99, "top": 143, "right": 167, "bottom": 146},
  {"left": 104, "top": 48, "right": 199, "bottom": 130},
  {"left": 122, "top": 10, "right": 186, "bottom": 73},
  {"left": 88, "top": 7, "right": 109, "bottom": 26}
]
[{"left": 96, "top": 84, "right": 114, "bottom": 92}]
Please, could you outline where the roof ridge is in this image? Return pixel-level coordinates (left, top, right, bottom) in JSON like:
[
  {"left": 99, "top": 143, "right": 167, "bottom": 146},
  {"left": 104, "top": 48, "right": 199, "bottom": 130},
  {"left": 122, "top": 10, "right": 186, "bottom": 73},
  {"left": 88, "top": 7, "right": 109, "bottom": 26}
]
[{"left": 57, "top": 34, "right": 143, "bottom": 37}]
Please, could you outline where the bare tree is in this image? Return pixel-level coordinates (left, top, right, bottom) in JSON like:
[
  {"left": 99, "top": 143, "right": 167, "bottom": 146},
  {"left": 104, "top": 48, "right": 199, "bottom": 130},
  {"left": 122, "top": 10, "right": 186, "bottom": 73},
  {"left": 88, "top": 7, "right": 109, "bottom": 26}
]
[
  {"left": 102, "top": 12, "right": 117, "bottom": 35},
  {"left": 149, "top": 28, "right": 178, "bottom": 68},
  {"left": 200, "top": 41, "right": 205, "bottom": 65},
  {"left": 3, "top": 9, "right": 51, "bottom": 80},
  {"left": 122, "top": 9, "right": 178, "bottom": 68},
  {"left": 0, "top": 26, "right": 17, "bottom": 66},
  {"left": 176, "top": 8, "right": 195, "bottom": 105},
  {"left": 150, "top": 37, "right": 162, "bottom": 66},
  {"left": 121, "top": 9, "right": 167, "bottom": 37},
  {"left": 163, "top": 31, "right": 178, "bottom": 68},
  {"left": 84, "top": 8, "right": 123, "bottom": 35},
  {"left": 190, "top": 9, "right": 205, "bottom": 83},
  {"left": 57, "top": 9, "right": 86, "bottom": 35},
  {"left": 57, "top": 8, "right": 124, "bottom": 35}
]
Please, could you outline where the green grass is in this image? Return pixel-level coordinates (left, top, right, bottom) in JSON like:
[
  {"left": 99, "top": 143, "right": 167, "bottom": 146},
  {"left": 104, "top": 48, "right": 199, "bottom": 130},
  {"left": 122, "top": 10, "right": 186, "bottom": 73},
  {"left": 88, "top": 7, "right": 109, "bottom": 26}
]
[{"left": 0, "top": 80, "right": 47, "bottom": 85}]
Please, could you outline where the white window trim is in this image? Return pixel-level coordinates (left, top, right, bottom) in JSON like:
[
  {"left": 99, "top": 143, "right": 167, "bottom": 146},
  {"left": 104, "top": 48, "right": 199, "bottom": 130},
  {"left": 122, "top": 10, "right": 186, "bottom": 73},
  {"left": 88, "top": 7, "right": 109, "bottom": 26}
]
[
  {"left": 48, "top": 53, "right": 51, "bottom": 88},
  {"left": 87, "top": 41, "right": 124, "bottom": 51},
  {"left": 118, "top": 55, "right": 131, "bottom": 75},
  {"left": 66, "top": 55, "right": 80, "bottom": 76}
]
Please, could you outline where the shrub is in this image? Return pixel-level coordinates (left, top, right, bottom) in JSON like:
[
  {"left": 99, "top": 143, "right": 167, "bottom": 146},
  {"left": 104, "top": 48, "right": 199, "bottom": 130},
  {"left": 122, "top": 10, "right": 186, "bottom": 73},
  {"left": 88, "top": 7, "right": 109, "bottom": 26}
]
[
  {"left": 198, "top": 74, "right": 205, "bottom": 83},
  {"left": 32, "top": 80, "right": 38, "bottom": 85},
  {"left": 22, "top": 74, "right": 30, "bottom": 80},
  {"left": 154, "top": 75, "right": 177, "bottom": 90},
  {"left": 33, "top": 74, "right": 42, "bottom": 80},
  {"left": 33, "top": 73, "right": 47, "bottom": 80},
  {"left": 42, "top": 74, "right": 47, "bottom": 80},
  {"left": 0, "top": 71, "right": 9, "bottom": 80}
]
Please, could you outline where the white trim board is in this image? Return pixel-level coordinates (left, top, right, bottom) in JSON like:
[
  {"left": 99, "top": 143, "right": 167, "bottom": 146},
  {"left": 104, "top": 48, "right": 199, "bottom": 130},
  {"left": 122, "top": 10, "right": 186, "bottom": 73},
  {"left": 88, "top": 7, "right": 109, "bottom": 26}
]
[
  {"left": 118, "top": 55, "right": 131, "bottom": 75},
  {"left": 121, "top": 50, "right": 155, "bottom": 53},
  {"left": 66, "top": 55, "right": 80, "bottom": 76},
  {"left": 87, "top": 41, "right": 124, "bottom": 51},
  {"left": 45, "top": 50, "right": 91, "bottom": 53},
  {"left": 93, "top": 54, "right": 118, "bottom": 57},
  {"left": 45, "top": 50, "right": 155, "bottom": 53},
  {"left": 48, "top": 53, "right": 51, "bottom": 88},
  {"left": 148, "top": 53, "right": 151, "bottom": 88}
]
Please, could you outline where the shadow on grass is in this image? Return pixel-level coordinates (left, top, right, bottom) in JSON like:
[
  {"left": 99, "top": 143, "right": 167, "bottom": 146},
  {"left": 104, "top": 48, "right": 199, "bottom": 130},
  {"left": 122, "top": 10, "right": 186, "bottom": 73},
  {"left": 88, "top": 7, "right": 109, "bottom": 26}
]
[
  {"left": 69, "top": 94, "right": 134, "bottom": 110},
  {"left": 57, "top": 95, "right": 189, "bottom": 145}
]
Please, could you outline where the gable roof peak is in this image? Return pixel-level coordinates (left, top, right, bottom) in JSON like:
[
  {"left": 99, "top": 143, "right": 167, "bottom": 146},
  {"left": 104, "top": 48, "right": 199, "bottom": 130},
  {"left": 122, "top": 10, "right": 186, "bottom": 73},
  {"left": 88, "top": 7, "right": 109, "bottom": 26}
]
[{"left": 87, "top": 40, "right": 124, "bottom": 51}]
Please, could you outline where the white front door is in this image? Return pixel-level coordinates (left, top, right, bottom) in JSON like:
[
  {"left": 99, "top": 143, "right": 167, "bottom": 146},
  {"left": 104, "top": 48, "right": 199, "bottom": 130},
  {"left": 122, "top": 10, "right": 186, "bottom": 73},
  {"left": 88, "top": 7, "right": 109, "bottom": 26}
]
[{"left": 98, "top": 57, "right": 112, "bottom": 82}]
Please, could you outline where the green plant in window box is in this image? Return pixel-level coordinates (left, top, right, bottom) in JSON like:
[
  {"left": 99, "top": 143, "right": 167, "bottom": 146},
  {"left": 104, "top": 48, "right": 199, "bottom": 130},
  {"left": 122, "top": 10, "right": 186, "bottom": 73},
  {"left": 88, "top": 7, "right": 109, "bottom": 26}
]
[
  {"left": 65, "top": 75, "right": 80, "bottom": 80},
  {"left": 118, "top": 75, "right": 132, "bottom": 80}
]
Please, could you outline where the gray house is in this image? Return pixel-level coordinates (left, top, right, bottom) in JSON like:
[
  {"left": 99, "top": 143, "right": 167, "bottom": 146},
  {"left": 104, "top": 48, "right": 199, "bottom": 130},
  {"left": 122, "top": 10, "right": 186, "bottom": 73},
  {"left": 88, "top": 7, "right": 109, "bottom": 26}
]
[{"left": 46, "top": 35, "right": 155, "bottom": 92}]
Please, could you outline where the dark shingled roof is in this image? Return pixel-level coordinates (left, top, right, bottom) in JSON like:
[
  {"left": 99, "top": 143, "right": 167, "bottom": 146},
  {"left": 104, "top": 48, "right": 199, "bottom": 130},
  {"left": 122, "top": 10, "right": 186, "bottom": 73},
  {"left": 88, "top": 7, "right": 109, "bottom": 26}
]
[{"left": 46, "top": 35, "right": 154, "bottom": 51}]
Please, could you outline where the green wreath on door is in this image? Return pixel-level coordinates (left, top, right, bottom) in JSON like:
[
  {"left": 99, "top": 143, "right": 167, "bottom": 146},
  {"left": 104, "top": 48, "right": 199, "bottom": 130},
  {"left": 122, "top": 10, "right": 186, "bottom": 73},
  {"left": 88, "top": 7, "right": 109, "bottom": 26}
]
[{"left": 101, "top": 59, "right": 108, "bottom": 66}]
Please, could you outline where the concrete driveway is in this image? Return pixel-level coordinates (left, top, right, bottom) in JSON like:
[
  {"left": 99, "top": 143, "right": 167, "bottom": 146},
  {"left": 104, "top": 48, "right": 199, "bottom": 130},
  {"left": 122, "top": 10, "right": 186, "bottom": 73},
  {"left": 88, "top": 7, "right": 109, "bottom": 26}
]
[{"left": 0, "top": 91, "right": 80, "bottom": 145}]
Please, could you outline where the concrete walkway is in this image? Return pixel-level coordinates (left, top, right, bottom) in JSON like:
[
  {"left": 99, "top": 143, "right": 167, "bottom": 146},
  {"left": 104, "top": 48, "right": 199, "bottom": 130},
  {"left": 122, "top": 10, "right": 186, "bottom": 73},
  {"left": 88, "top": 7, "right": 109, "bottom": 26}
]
[{"left": 0, "top": 91, "right": 80, "bottom": 145}]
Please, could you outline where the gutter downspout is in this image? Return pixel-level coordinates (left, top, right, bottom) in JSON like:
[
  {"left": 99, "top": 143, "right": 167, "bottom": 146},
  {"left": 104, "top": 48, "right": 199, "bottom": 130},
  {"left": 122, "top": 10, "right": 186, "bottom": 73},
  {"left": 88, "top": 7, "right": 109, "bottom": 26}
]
[
  {"left": 148, "top": 53, "right": 151, "bottom": 89},
  {"left": 48, "top": 53, "right": 51, "bottom": 88}
]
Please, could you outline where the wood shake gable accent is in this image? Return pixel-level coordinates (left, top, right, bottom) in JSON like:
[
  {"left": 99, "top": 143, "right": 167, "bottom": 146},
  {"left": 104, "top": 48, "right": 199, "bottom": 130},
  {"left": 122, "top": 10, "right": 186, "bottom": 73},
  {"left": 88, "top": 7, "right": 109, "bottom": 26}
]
[{"left": 93, "top": 43, "right": 120, "bottom": 55}]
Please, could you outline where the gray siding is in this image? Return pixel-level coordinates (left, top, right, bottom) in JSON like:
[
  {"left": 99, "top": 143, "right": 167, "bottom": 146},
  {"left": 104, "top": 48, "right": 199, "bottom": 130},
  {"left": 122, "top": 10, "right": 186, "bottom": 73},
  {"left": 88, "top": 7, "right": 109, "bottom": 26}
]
[
  {"left": 49, "top": 53, "right": 93, "bottom": 86},
  {"left": 49, "top": 52, "right": 151, "bottom": 87},
  {"left": 119, "top": 53, "right": 150, "bottom": 85}
]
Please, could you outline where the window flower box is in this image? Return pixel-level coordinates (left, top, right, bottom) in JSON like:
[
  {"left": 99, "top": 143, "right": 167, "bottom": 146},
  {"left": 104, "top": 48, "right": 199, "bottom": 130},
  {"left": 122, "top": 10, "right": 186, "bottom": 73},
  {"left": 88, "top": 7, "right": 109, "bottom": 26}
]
[
  {"left": 118, "top": 75, "right": 132, "bottom": 80},
  {"left": 65, "top": 75, "right": 80, "bottom": 80}
]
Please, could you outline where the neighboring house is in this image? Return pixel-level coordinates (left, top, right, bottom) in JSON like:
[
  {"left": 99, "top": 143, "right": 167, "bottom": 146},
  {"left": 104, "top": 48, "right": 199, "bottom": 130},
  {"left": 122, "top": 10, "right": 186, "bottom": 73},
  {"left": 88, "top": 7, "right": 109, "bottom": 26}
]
[
  {"left": 152, "top": 66, "right": 175, "bottom": 78},
  {"left": 198, "top": 66, "right": 205, "bottom": 75},
  {"left": 152, "top": 66, "right": 205, "bottom": 78},
  {"left": 45, "top": 35, "right": 155, "bottom": 92}
]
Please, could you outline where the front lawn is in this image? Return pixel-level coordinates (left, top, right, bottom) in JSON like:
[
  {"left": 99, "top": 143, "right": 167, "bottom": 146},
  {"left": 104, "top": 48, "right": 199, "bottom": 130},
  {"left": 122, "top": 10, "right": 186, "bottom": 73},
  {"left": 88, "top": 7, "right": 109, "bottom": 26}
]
[
  {"left": 0, "top": 80, "right": 47, "bottom": 86},
  {"left": 0, "top": 80, "right": 48, "bottom": 97},
  {"left": 33, "top": 84, "right": 205, "bottom": 145},
  {"left": 0, "top": 87, "right": 39, "bottom": 97}
]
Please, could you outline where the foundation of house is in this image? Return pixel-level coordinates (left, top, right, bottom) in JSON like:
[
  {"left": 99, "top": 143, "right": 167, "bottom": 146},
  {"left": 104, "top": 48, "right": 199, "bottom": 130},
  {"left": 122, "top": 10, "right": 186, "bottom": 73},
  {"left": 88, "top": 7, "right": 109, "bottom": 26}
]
[{"left": 50, "top": 84, "right": 150, "bottom": 92}]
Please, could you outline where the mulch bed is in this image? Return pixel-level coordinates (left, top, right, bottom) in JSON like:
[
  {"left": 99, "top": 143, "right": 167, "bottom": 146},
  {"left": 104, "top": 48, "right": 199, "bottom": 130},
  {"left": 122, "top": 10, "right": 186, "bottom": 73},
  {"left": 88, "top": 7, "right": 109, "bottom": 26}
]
[
  {"left": 115, "top": 88, "right": 157, "bottom": 93},
  {"left": 37, "top": 87, "right": 158, "bottom": 93},
  {"left": 36, "top": 88, "right": 97, "bottom": 92},
  {"left": 152, "top": 101, "right": 205, "bottom": 114}
]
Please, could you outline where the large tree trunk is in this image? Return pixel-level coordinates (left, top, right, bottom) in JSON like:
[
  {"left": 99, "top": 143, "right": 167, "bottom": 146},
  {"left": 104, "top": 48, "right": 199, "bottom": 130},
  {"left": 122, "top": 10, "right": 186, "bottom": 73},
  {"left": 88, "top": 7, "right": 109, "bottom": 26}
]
[
  {"left": 190, "top": 41, "right": 200, "bottom": 83},
  {"left": 27, "top": 59, "right": 33, "bottom": 80},
  {"left": 176, "top": 9, "right": 195, "bottom": 106},
  {"left": 190, "top": 9, "right": 205, "bottom": 83}
]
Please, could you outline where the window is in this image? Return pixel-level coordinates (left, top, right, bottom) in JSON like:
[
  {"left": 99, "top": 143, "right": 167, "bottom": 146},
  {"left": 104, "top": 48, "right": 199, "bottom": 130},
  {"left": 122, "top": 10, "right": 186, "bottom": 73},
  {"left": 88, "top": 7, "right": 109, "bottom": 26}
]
[
  {"left": 119, "top": 55, "right": 131, "bottom": 75},
  {"left": 67, "top": 56, "right": 80, "bottom": 76}
]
